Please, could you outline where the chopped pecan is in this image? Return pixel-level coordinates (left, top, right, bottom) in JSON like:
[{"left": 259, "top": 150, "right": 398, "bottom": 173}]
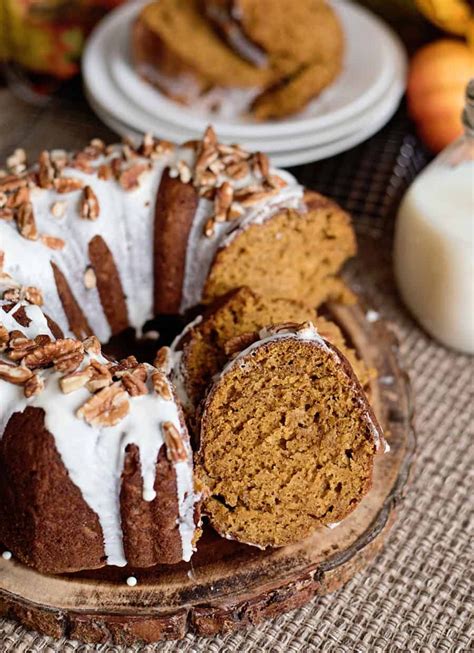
[
  {"left": 176, "top": 160, "right": 192, "bottom": 184},
  {"left": 60, "top": 367, "right": 93, "bottom": 394},
  {"left": 122, "top": 144, "right": 138, "bottom": 161},
  {"left": 89, "top": 138, "right": 106, "bottom": 153},
  {"left": 162, "top": 421, "right": 188, "bottom": 462},
  {"left": 77, "top": 382, "right": 130, "bottom": 426},
  {"left": 0, "top": 325, "right": 9, "bottom": 351},
  {"left": 228, "top": 202, "right": 244, "bottom": 220},
  {"left": 0, "top": 208, "right": 14, "bottom": 221},
  {"left": 41, "top": 234, "right": 66, "bottom": 250},
  {"left": 97, "top": 163, "right": 112, "bottom": 180},
  {"left": 139, "top": 132, "right": 155, "bottom": 157},
  {"left": 23, "top": 339, "right": 84, "bottom": 372},
  {"left": 38, "top": 151, "right": 55, "bottom": 189},
  {"left": 151, "top": 371, "right": 172, "bottom": 401},
  {"left": 24, "top": 286, "right": 44, "bottom": 306},
  {"left": 195, "top": 146, "right": 218, "bottom": 174},
  {"left": 53, "top": 177, "right": 84, "bottom": 193},
  {"left": 16, "top": 202, "right": 38, "bottom": 240},
  {"left": 199, "top": 170, "right": 218, "bottom": 187},
  {"left": 83, "top": 335, "right": 101, "bottom": 356},
  {"left": 226, "top": 160, "right": 250, "bottom": 180},
  {"left": 0, "top": 175, "right": 28, "bottom": 193},
  {"left": 202, "top": 125, "right": 217, "bottom": 148},
  {"left": 153, "top": 347, "right": 171, "bottom": 375},
  {"left": 50, "top": 200, "right": 67, "bottom": 218},
  {"left": 0, "top": 361, "right": 33, "bottom": 384},
  {"left": 24, "top": 373, "right": 44, "bottom": 398},
  {"left": 234, "top": 188, "right": 278, "bottom": 207},
  {"left": 6, "top": 186, "right": 29, "bottom": 209},
  {"left": 0, "top": 192, "right": 6, "bottom": 208},
  {"left": 80, "top": 185, "right": 100, "bottom": 220},
  {"left": 50, "top": 149, "right": 68, "bottom": 173},
  {"left": 203, "top": 217, "right": 215, "bottom": 238},
  {"left": 71, "top": 154, "right": 94, "bottom": 174},
  {"left": 122, "top": 366, "right": 149, "bottom": 397},
  {"left": 7, "top": 148, "right": 26, "bottom": 172},
  {"left": 2, "top": 287, "right": 20, "bottom": 303},
  {"left": 224, "top": 331, "right": 258, "bottom": 356},
  {"left": 267, "top": 174, "right": 287, "bottom": 189},
  {"left": 214, "top": 182, "right": 233, "bottom": 223},
  {"left": 109, "top": 355, "right": 139, "bottom": 378},
  {"left": 119, "top": 163, "right": 149, "bottom": 190},
  {"left": 87, "top": 359, "right": 112, "bottom": 392},
  {"left": 252, "top": 151, "right": 270, "bottom": 180}
]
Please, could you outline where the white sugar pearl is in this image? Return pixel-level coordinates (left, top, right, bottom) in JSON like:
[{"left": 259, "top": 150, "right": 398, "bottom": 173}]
[
  {"left": 2, "top": 551, "right": 12, "bottom": 561},
  {"left": 126, "top": 576, "right": 138, "bottom": 587}
]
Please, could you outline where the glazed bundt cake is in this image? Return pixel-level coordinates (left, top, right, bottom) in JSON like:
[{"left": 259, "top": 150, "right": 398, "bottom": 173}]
[
  {"left": 0, "top": 287, "right": 200, "bottom": 574},
  {"left": 0, "top": 127, "right": 355, "bottom": 341},
  {"left": 169, "top": 286, "right": 374, "bottom": 415},
  {"left": 132, "top": 0, "right": 343, "bottom": 118},
  {"left": 196, "top": 322, "right": 384, "bottom": 548}
]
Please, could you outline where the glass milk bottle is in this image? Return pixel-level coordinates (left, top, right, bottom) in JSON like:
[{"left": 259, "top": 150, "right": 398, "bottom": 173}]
[{"left": 394, "top": 80, "right": 474, "bottom": 353}]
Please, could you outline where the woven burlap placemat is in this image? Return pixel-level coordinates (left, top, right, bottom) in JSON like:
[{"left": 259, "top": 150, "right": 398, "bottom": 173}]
[{"left": 0, "top": 91, "right": 472, "bottom": 651}]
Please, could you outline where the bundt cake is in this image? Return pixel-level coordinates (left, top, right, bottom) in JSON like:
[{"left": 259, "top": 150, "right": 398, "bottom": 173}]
[
  {"left": 0, "top": 127, "right": 355, "bottom": 342},
  {"left": 0, "top": 288, "right": 200, "bottom": 574},
  {"left": 169, "top": 286, "right": 374, "bottom": 415},
  {"left": 132, "top": 0, "right": 343, "bottom": 118},
  {"left": 196, "top": 322, "right": 384, "bottom": 548}
]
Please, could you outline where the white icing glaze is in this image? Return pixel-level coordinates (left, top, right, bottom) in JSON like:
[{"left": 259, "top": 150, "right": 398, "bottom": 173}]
[{"left": 0, "top": 302, "right": 198, "bottom": 565}]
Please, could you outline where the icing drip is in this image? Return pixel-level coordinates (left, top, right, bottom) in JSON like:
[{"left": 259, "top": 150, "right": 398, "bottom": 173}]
[{"left": 0, "top": 303, "right": 197, "bottom": 565}]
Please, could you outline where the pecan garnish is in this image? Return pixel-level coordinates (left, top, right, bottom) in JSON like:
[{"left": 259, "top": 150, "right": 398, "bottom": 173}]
[
  {"left": 0, "top": 175, "right": 28, "bottom": 193},
  {"left": 224, "top": 331, "right": 258, "bottom": 357},
  {"left": 252, "top": 151, "right": 270, "bottom": 180},
  {"left": 109, "top": 355, "right": 139, "bottom": 378},
  {"left": 23, "top": 339, "right": 84, "bottom": 373},
  {"left": 16, "top": 202, "right": 38, "bottom": 240},
  {"left": 214, "top": 182, "right": 233, "bottom": 223},
  {"left": 83, "top": 335, "right": 101, "bottom": 356},
  {"left": 0, "top": 361, "right": 33, "bottom": 384},
  {"left": 7, "top": 186, "right": 29, "bottom": 208},
  {"left": 0, "top": 208, "right": 14, "bottom": 221},
  {"left": 7, "top": 333, "right": 37, "bottom": 361},
  {"left": 80, "top": 185, "right": 100, "bottom": 220},
  {"left": 38, "top": 151, "right": 55, "bottom": 188},
  {"left": 77, "top": 382, "right": 130, "bottom": 427},
  {"left": 97, "top": 164, "right": 112, "bottom": 180},
  {"left": 0, "top": 325, "right": 8, "bottom": 351},
  {"left": 226, "top": 160, "right": 250, "bottom": 180},
  {"left": 162, "top": 421, "right": 187, "bottom": 462},
  {"left": 90, "top": 138, "right": 106, "bottom": 153},
  {"left": 267, "top": 174, "right": 287, "bottom": 189},
  {"left": 153, "top": 346, "right": 172, "bottom": 374},
  {"left": 176, "top": 160, "right": 192, "bottom": 184},
  {"left": 86, "top": 359, "right": 112, "bottom": 392},
  {"left": 24, "top": 286, "right": 43, "bottom": 306},
  {"left": 119, "top": 163, "right": 149, "bottom": 190},
  {"left": 122, "top": 365, "right": 149, "bottom": 397},
  {"left": 41, "top": 234, "right": 66, "bottom": 250},
  {"left": 53, "top": 177, "right": 84, "bottom": 193},
  {"left": 139, "top": 132, "right": 154, "bottom": 157},
  {"left": 24, "top": 373, "right": 44, "bottom": 398},
  {"left": 151, "top": 370, "right": 172, "bottom": 401},
  {"left": 228, "top": 202, "right": 244, "bottom": 220},
  {"left": 50, "top": 200, "right": 67, "bottom": 218},
  {"left": 71, "top": 154, "right": 94, "bottom": 174},
  {"left": 199, "top": 170, "right": 218, "bottom": 187},
  {"left": 234, "top": 188, "right": 278, "bottom": 207},
  {"left": 203, "top": 218, "right": 215, "bottom": 238},
  {"left": 7, "top": 148, "right": 26, "bottom": 173},
  {"left": 60, "top": 367, "right": 93, "bottom": 394}
]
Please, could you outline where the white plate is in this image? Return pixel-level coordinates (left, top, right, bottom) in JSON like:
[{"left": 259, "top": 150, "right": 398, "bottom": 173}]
[
  {"left": 88, "top": 71, "right": 403, "bottom": 167},
  {"left": 83, "top": 0, "right": 407, "bottom": 140}
]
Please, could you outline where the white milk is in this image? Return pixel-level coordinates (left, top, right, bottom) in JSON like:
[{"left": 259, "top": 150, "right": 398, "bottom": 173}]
[{"left": 394, "top": 162, "right": 474, "bottom": 353}]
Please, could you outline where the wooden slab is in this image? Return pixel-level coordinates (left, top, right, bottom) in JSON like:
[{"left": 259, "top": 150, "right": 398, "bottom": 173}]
[{"left": 0, "top": 303, "right": 416, "bottom": 644}]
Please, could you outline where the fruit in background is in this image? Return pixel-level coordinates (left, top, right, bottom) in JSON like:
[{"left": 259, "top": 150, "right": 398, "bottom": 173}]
[
  {"left": 407, "top": 39, "right": 474, "bottom": 152},
  {"left": 415, "top": 0, "right": 472, "bottom": 37}
]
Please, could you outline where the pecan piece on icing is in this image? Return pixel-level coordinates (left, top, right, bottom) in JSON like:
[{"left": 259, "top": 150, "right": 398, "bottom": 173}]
[
  {"left": 24, "top": 373, "right": 45, "bottom": 398},
  {"left": 224, "top": 331, "right": 259, "bottom": 357},
  {"left": 41, "top": 234, "right": 66, "bottom": 250},
  {"left": 86, "top": 359, "right": 112, "bottom": 392},
  {"left": 153, "top": 347, "right": 171, "bottom": 375},
  {"left": 59, "top": 367, "right": 93, "bottom": 394},
  {"left": 38, "top": 151, "right": 55, "bottom": 189},
  {"left": 162, "top": 421, "right": 188, "bottom": 462},
  {"left": 214, "top": 181, "right": 233, "bottom": 223},
  {"left": 77, "top": 382, "right": 130, "bottom": 427},
  {"left": 16, "top": 202, "right": 38, "bottom": 240},
  {"left": 119, "top": 163, "right": 149, "bottom": 190},
  {"left": 24, "top": 286, "right": 44, "bottom": 306},
  {"left": 83, "top": 335, "right": 101, "bottom": 356},
  {"left": 122, "top": 365, "right": 149, "bottom": 397},
  {"left": 22, "top": 339, "right": 84, "bottom": 372},
  {"left": 53, "top": 177, "right": 84, "bottom": 193},
  {"left": 80, "top": 185, "right": 100, "bottom": 220},
  {"left": 151, "top": 370, "right": 172, "bottom": 401},
  {"left": 0, "top": 361, "right": 33, "bottom": 385}
]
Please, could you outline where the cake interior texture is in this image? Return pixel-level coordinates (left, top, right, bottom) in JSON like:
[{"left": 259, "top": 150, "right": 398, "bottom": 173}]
[{"left": 198, "top": 336, "right": 377, "bottom": 548}]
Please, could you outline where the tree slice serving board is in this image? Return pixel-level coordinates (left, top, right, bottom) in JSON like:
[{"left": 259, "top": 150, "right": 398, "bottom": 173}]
[{"left": 0, "top": 302, "right": 416, "bottom": 644}]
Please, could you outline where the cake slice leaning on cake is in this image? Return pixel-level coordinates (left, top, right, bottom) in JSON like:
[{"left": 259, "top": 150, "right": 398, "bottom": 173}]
[
  {"left": 0, "top": 283, "right": 201, "bottom": 574},
  {"left": 195, "top": 322, "right": 385, "bottom": 548}
]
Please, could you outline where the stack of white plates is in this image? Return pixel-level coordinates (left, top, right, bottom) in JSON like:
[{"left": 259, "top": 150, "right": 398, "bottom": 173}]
[{"left": 83, "top": 0, "right": 407, "bottom": 166}]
